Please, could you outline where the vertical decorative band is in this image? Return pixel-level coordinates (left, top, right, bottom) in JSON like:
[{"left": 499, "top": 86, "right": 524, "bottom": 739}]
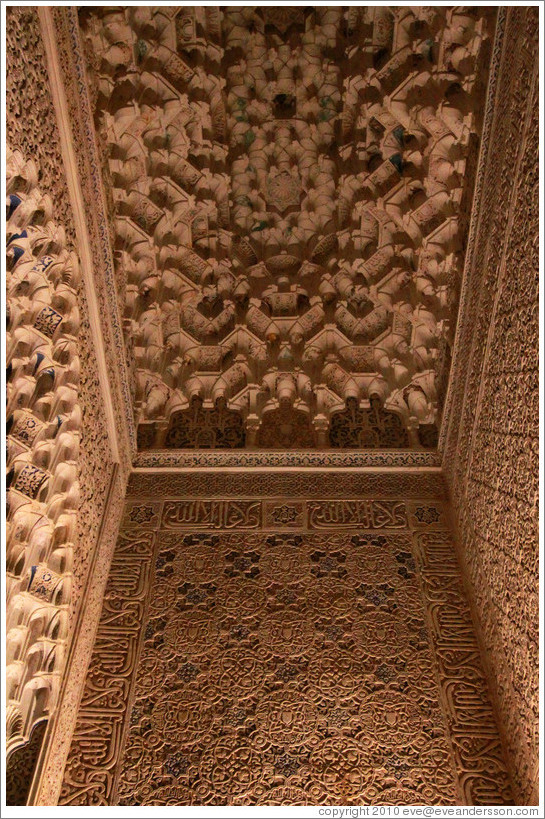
[{"left": 59, "top": 530, "right": 156, "bottom": 804}]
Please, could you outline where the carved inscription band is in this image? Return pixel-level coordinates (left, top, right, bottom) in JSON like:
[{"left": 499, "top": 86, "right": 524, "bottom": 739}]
[
  {"left": 60, "top": 531, "right": 156, "bottom": 805},
  {"left": 158, "top": 499, "right": 408, "bottom": 531}
]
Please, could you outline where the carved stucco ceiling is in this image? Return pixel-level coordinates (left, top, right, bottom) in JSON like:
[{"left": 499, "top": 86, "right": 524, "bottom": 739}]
[{"left": 79, "top": 6, "right": 493, "bottom": 451}]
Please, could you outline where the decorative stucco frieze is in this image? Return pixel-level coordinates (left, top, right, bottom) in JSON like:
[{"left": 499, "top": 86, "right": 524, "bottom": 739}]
[{"left": 60, "top": 490, "right": 512, "bottom": 806}]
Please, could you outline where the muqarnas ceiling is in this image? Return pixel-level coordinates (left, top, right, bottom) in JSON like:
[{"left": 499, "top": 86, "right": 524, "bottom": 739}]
[{"left": 79, "top": 6, "right": 493, "bottom": 450}]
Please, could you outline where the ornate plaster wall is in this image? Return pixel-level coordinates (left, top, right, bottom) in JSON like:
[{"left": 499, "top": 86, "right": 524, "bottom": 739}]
[
  {"left": 5, "top": 7, "right": 130, "bottom": 805},
  {"left": 4, "top": 4, "right": 538, "bottom": 809},
  {"left": 442, "top": 6, "right": 539, "bottom": 806},
  {"left": 60, "top": 473, "right": 512, "bottom": 806}
]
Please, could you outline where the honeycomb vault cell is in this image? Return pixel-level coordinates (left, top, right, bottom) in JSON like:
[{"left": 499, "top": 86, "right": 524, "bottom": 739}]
[{"left": 78, "top": 6, "right": 494, "bottom": 450}]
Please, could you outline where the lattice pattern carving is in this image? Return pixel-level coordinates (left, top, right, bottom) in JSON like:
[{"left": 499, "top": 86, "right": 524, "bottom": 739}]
[
  {"left": 77, "top": 6, "right": 494, "bottom": 451},
  {"left": 442, "top": 7, "right": 539, "bottom": 804},
  {"left": 5, "top": 146, "right": 81, "bottom": 764},
  {"left": 126, "top": 471, "right": 447, "bottom": 500},
  {"left": 329, "top": 396, "right": 409, "bottom": 448},
  {"left": 60, "top": 493, "right": 512, "bottom": 806}
]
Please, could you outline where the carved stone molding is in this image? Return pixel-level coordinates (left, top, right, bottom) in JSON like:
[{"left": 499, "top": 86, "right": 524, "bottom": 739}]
[
  {"left": 47, "top": 6, "right": 136, "bottom": 457},
  {"left": 127, "top": 470, "right": 446, "bottom": 500},
  {"left": 133, "top": 449, "right": 442, "bottom": 469}
]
